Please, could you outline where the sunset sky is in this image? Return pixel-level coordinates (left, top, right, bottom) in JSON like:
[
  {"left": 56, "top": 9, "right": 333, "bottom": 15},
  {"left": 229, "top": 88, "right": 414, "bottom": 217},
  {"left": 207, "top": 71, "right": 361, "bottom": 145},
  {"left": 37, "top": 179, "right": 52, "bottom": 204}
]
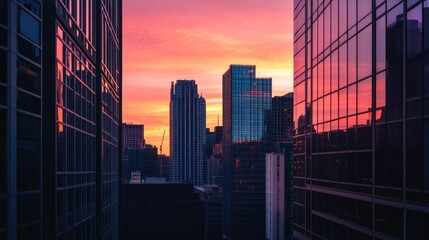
[{"left": 123, "top": 0, "right": 294, "bottom": 153}]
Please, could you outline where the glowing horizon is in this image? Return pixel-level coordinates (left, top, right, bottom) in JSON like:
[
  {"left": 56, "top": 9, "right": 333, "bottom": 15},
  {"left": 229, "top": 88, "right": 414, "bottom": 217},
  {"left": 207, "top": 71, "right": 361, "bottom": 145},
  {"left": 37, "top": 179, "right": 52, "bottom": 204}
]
[{"left": 123, "top": 0, "right": 294, "bottom": 153}]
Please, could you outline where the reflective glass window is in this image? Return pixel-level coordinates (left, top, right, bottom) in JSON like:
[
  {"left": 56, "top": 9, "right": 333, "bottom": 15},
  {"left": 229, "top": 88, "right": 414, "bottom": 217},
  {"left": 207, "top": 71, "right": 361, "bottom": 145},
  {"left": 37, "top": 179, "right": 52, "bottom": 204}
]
[
  {"left": 339, "top": 88, "right": 347, "bottom": 117},
  {"left": 17, "top": 0, "right": 41, "bottom": 17},
  {"left": 331, "top": 49, "right": 339, "bottom": 91},
  {"left": 358, "top": 0, "right": 372, "bottom": 20},
  {"left": 348, "top": 84, "right": 357, "bottom": 115},
  {"left": 407, "top": 4, "right": 423, "bottom": 58},
  {"left": 331, "top": 91, "right": 339, "bottom": 119},
  {"left": 17, "top": 90, "right": 40, "bottom": 114},
  {"left": 376, "top": 72, "right": 386, "bottom": 108},
  {"left": 17, "top": 36, "right": 41, "bottom": 63},
  {"left": 17, "top": 58, "right": 41, "bottom": 95},
  {"left": 324, "top": 56, "right": 331, "bottom": 95},
  {"left": 295, "top": 82, "right": 305, "bottom": 104},
  {"left": 348, "top": 37, "right": 357, "bottom": 84},
  {"left": 358, "top": 78, "right": 372, "bottom": 113},
  {"left": 425, "top": 0, "right": 429, "bottom": 50},
  {"left": 18, "top": 7, "right": 40, "bottom": 45},
  {"left": 331, "top": 0, "right": 339, "bottom": 41},
  {"left": 339, "top": 43, "right": 347, "bottom": 88},
  {"left": 358, "top": 26, "right": 372, "bottom": 80},
  {"left": 376, "top": 16, "right": 386, "bottom": 72},
  {"left": 17, "top": 113, "right": 41, "bottom": 191},
  {"left": 17, "top": 193, "right": 40, "bottom": 225},
  {"left": 348, "top": 0, "right": 357, "bottom": 28},
  {"left": 339, "top": 0, "right": 347, "bottom": 35}
]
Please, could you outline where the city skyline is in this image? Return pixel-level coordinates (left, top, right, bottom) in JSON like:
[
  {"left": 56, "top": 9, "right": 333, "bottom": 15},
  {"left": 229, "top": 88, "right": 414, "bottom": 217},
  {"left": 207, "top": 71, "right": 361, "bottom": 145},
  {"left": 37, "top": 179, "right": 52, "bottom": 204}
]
[{"left": 122, "top": 0, "right": 294, "bottom": 152}]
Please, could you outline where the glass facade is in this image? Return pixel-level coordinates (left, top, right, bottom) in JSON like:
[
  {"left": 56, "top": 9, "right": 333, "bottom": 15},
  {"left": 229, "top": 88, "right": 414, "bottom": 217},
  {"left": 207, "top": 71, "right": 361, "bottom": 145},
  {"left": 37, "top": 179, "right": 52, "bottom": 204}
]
[
  {"left": 2, "top": 0, "right": 121, "bottom": 239},
  {"left": 222, "top": 65, "right": 272, "bottom": 240},
  {"left": 293, "top": 0, "right": 429, "bottom": 239},
  {"left": 2, "top": 1, "right": 43, "bottom": 239}
]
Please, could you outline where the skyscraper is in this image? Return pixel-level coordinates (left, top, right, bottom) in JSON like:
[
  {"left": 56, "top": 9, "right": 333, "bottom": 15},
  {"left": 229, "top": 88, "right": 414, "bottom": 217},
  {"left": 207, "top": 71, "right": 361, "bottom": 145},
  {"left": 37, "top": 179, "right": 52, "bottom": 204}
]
[
  {"left": 170, "top": 80, "right": 206, "bottom": 185},
  {"left": 293, "top": 1, "right": 429, "bottom": 239},
  {"left": 222, "top": 65, "right": 272, "bottom": 240},
  {"left": 1, "top": 0, "right": 122, "bottom": 239}
]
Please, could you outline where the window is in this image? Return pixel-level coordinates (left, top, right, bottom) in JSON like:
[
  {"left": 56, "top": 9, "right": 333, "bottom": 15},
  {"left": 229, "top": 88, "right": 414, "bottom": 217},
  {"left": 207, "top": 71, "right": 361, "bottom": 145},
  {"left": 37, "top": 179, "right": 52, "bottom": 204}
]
[
  {"left": 18, "top": 7, "right": 40, "bottom": 45},
  {"left": 17, "top": 113, "right": 41, "bottom": 191},
  {"left": 357, "top": 78, "right": 372, "bottom": 113},
  {"left": 0, "top": 49, "right": 6, "bottom": 84},
  {"left": 17, "top": 58, "right": 41, "bottom": 95},
  {"left": 0, "top": 0, "right": 7, "bottom": 26},
  {"left": 358, "top": 26, "right": 372, "bottom": 80},
  {"left": 0, "top": 109, "right": 6, "bottom": 194}
]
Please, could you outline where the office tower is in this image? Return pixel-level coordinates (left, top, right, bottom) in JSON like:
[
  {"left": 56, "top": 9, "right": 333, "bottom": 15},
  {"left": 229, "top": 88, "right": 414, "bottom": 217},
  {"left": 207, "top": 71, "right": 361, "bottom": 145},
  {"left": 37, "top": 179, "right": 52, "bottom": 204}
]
[
  {"left": 195, "top": 185, "right": 223, "bottom": 240},
  {"left": 206, "top": 128, "right": 216, "bottom": 157},
  {"left": 170, "top": 80, "right": 206, "bottom": 185},
  {"left": 122, "top": 123, "right": 145, "bottom": 149},
  {"left": 293, "top": 1, "right": 429, "bottom": 239},
  {"left": 122, "top": 149, "right": 144, "bottom": 182},
  {"left": 1, "top": 0, "right": 122, "bottom": 239},
  {"left": 222, "top": 65, "right": 272, "bottom": 240},
  {"left": 271, "top": 93, "right": 294, "bottom": 150},
  {"left": 121, "top": 183, "right": 204, "bottom": 240},
  {"left": 266, "top": 153, "right": 285, "bottom": 240}
]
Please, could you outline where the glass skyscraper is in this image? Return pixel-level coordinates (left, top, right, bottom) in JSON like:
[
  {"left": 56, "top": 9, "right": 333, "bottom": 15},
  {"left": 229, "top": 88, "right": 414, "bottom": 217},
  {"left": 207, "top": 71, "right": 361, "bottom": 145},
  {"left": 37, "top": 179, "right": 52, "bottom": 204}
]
[
  {"left": 222, "top": 65, "right": 272, "bottom": 240},
  {"left": 1, "top": 0, "right": 122, "bottom": 239},
  {"left": 170, "top": 80, "right": 206, "bottom": 185},
  {"left": 293, "top": 0, "right": 429, "bottom": 239}
]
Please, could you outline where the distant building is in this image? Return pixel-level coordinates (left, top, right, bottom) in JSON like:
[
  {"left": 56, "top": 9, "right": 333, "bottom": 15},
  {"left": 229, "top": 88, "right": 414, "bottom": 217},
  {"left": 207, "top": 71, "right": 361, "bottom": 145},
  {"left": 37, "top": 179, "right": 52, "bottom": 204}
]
[
  {"left": 206, "top": 128, "right": 216, "bottom": 157},
  {"left": 158, "top": 154, "right": 170, "bottom": 181},
  {"left": 215, "top": 126, "right": 223, "bottom": 144},
  {"left": 222, "top": 65, "right": 272, "bottom": 240},
  {"left": 266, "top": 153, "right": 285, "bottom": 240},
  {"left": 122, "top": 123, "right": 145, "bottom": 149},
  {"left": 170, "top": 80, "right": 206, "bottom": 185},
  {"left": 121, "top": 183, "right": 204, "bottom": 240},
  {"left": 122, "top": 149, "right": 144, "bottom": 182},
  {"left": 142, "top": 144, "right": 158, "bottom": 178},
  {"left": 195, "top": 185, "right": 223, "bottom": 240}
]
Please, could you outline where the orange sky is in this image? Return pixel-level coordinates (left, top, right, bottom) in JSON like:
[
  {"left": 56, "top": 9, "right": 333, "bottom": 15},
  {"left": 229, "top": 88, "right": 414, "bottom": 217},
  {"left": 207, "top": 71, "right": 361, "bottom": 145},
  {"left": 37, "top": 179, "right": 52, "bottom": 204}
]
[{"left": 123, "top": 0, "right": 294, "bottom": 154}]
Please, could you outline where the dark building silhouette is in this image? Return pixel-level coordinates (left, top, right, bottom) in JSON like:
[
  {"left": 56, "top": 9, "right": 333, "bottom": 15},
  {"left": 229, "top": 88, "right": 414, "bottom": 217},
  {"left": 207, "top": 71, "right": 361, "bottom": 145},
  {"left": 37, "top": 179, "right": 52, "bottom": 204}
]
[
  {"left": 195, "top": 185, "right": 223, "bottom": 240},
  {"left": 1, "top": 0, "right": 122, "bottom": 239},
  {"left": 215, "top": 126, "right": 223, "bottom": 144},
  {"left": 222, "top": 65, "right": 272, "bottom": 240},
  {"left": 170, "top": 80, "right": 206, "bottom": 185},
  {"left": 142, "top": 144, "right": 158, "bottom": 178},
  {"left": 293, "top": 1, "right": 429, "bottom": 239},
  {"left": 206, "top": 128, "right": 216, "bottom": 157},
  {"left": 122, "top": 123, "right": 145, "bottom": 149},
  {"left": 121, "top": 183, "right": 204, "bottom": 240},
  {"left": 122, "top": 148, "right": 144, "bottom": 182}
]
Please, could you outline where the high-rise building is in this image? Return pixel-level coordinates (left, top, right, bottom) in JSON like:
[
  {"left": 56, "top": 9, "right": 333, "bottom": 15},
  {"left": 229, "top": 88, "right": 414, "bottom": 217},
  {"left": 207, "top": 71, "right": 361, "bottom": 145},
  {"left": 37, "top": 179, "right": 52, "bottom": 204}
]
[
  {"left": 293, "top": 1, "right": 429, "bottom": 239},
  {"left": 271, "top": 93, "right": 294, "bottom": 150},
  {"left": 122, "top": 123, "right": 145, "bottom": 149},
  {"left": 266, "top": 153, "right": 285, "bottom": 240},
  {"left": 1, "top": 0, "right": 122, "bottom": 239},
  {"left": 170, "top": 80, "right": 206, "bottom": 185},
  {"left": 222, "top": 65, "right": 272, "bottom": 240}
]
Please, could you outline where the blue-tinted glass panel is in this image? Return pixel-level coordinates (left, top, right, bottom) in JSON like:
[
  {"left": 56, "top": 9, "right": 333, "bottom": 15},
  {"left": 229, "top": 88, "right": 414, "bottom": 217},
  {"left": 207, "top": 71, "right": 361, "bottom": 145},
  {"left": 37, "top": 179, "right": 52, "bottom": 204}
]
[
  {"left": 18, "top": 7, "right": 40, "bottom": 45},
  {"left": 17, "top": 36, "right": 41, "bottom": 63},
  {"left": 17, "top": 0, "right": 41, "bottom": 17}
]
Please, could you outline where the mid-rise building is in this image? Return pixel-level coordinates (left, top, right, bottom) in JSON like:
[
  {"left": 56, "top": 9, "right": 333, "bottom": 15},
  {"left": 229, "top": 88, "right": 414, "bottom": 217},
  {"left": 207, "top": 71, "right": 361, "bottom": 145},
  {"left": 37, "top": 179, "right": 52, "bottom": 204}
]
[
  {"left": 122, "top": 123, "right": 145, "bottom": 149},
  {"left": 293, "top": 1, "right": 429, "bottom": 239},
  {"left": 169, "top": 80, "right": 206, "bottom": 185},
  {"left": 222, "top": 65, "right": 272, "bottom": 240}
]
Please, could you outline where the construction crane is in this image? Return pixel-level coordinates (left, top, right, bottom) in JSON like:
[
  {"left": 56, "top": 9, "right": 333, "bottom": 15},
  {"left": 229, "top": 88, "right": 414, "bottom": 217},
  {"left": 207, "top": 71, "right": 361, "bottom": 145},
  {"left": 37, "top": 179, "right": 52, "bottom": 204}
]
[{"left": 159, "top": 130, "right": 165, "bottom": 178}]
